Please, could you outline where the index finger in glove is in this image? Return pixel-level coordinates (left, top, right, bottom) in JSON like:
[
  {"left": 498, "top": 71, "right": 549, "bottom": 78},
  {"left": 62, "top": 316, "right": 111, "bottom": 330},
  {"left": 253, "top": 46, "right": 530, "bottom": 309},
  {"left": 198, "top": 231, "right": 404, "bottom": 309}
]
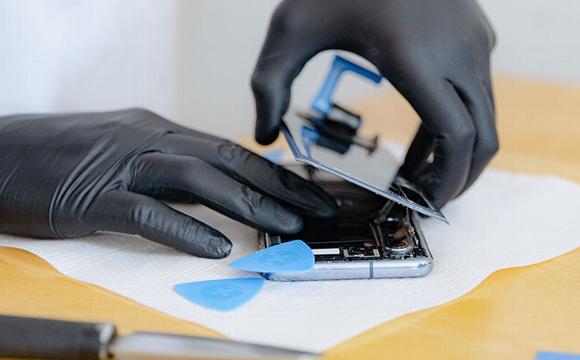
[
  {"left": 156, "top": 133, "right": 337, "bottom": 218},
  {"left": 130, "top": 152, "right": 304, "bottom": 234},
  {"left": 251, "top": 2, "right": 324, "bottom": 145}
]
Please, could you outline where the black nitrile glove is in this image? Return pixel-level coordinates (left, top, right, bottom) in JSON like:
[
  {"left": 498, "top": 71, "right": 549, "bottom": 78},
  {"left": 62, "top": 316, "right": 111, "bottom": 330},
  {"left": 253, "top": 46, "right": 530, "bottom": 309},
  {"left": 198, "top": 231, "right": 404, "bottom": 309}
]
[
  {"left": 0, "top": 108, "right": 336, "bottom": 258},
  {"left": 252, "top": 0, "right": 498, "bottom": 208}
]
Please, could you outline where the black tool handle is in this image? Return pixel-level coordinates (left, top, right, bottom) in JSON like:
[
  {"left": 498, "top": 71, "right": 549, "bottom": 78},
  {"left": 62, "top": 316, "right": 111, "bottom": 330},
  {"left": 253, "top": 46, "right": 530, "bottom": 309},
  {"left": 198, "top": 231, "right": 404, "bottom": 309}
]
[{"left": 0, "top": 315, "right": 116, "bottom": 359}]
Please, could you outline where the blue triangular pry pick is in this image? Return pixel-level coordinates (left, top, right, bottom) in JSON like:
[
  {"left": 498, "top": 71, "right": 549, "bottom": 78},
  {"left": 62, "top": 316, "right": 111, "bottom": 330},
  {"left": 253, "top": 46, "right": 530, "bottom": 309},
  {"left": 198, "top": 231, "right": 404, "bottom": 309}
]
[
  {"left": 229, "top": 240, "right": 314, "bottom": 273},
  {"left": 174, "top": 278, "right": 264, "bottom": 312}
]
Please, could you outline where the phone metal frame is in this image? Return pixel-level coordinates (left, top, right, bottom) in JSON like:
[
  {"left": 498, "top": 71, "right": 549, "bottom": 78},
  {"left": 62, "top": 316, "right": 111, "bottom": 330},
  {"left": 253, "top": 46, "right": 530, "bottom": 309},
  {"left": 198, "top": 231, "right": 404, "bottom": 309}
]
[{"left": 258, "top": 212, "right": 433, "bottom": 281}]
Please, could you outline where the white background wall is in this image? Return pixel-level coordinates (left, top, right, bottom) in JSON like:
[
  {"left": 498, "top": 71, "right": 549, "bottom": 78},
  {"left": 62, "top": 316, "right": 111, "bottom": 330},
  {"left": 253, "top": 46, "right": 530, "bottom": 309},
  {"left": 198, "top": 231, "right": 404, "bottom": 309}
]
[{"left": 1, "top": 0, "right": 579, "bottom": 139}]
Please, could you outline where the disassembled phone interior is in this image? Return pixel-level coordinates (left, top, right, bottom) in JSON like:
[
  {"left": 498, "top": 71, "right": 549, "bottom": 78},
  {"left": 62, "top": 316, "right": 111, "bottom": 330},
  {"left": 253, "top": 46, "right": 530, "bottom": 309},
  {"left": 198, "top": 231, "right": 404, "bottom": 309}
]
[
  {"left": 260, "top": 168, "right": 433, "bottom": 281},
  {"left": 259, "top": 55, "right": 443, "bottom": 281}
]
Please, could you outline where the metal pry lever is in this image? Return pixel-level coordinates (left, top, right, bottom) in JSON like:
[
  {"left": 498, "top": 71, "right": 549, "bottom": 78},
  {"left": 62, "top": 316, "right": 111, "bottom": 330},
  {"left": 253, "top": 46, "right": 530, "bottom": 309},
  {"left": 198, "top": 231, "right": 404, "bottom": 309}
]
[
  {"left": 299, "top": 55, "right": 382, "bottom": 155},
  {"left": 0, "top": 315, "right": 320, "bottom": 360}
]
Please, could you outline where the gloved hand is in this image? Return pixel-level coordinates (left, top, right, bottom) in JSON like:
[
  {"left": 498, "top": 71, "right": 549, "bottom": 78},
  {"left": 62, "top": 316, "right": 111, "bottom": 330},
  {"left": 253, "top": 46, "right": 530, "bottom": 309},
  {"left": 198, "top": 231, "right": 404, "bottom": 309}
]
[
  {"left": 0, "top": 108, "right": 336, "bottom": 258},
  {"left": 252, "top": 0, "right": 498, "bottom": 208}
]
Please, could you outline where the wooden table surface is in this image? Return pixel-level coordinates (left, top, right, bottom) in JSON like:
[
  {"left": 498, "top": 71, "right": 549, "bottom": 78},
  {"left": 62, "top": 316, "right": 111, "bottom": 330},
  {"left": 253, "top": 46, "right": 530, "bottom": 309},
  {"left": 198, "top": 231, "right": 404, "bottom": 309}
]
[{"left": 1, "top": 77, "right": 579, "bottom": 359}]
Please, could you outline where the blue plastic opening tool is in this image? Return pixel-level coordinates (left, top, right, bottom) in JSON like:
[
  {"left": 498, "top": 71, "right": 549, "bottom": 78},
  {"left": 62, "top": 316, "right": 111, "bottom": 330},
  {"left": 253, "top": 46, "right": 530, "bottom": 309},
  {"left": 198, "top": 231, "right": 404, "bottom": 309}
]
[
  {"left": 229, "top": 240, "right": 315, "bottom": 273},
  {"left": 174, "top": 278, "right": 265, "bottom": 312}
]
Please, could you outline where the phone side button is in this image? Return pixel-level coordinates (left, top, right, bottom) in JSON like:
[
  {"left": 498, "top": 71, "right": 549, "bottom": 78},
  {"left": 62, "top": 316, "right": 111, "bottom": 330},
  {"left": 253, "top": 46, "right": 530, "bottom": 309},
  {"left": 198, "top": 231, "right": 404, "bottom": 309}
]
[{"left": 369, "top": 262, "right": 374, "bottom": 279}]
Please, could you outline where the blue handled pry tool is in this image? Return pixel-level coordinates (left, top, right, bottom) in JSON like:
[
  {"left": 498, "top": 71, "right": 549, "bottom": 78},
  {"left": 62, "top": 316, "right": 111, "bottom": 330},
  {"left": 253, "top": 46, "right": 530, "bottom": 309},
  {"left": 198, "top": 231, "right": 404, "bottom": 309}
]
[
  {"left": 299, "top": 55, "right": 383, "bottom": 155},
  {"left": 311, "top": 55, "right": 383, "bottom": 117}
]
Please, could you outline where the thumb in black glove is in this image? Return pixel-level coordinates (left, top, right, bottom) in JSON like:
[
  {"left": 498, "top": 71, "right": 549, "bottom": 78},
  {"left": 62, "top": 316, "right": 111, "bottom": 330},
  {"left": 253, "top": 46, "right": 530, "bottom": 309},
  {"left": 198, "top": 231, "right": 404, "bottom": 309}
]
[
  {"left": 252, "top": 0, "right": 499, "bottom": 208},
  {"left": 0, "top": 108, "right": 336, "bottom": 258}
]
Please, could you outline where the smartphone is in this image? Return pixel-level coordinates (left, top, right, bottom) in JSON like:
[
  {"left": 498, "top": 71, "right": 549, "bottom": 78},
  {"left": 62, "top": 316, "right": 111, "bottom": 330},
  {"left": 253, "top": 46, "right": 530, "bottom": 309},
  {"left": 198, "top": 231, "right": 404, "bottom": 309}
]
[{"left": 258, "top": 165, "right": 433, "bottom": 281}]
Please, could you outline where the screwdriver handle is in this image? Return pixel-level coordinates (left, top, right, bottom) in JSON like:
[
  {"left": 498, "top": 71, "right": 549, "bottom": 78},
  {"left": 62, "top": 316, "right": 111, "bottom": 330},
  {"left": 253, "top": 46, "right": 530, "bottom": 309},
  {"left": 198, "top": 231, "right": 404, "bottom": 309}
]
[{"left": 0, "top": 315, "right": 116, "bottom": 359}]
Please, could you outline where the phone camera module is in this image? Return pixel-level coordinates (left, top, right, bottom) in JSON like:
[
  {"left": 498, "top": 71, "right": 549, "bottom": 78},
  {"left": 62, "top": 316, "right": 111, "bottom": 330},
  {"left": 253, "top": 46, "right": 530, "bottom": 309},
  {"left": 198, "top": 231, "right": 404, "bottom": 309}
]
[{"left": 384, "top": 227, "right": 414, "bottom": 255}]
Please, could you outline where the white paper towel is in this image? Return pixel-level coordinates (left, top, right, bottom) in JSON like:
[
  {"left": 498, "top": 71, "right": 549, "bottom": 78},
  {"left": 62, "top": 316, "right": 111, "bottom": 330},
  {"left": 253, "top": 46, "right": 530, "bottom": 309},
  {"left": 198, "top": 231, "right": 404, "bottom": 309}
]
[{"left": 1, "top": 169, "right": 579, "bottom": 352}]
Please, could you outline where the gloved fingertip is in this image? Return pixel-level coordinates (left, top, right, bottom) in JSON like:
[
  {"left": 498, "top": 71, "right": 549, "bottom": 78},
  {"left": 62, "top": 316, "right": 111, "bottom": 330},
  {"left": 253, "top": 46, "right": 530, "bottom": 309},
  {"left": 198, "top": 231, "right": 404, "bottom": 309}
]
[
  {"left": 275, "top": 171, "right": 338, "bottom": 219},
  {"left": 255, "top": 126, "right": 279, "bottom": 146},
  {"left": 255, "top": 198, "right": 304, "bottom": 235},
  {"left": 297, "top": 191, "right": 338, "bottom": 219},
  {"left": 205, "top": 238, "right": 233, "bottom": 260},
  {"left": 252, "top": 69, "right": 288, "bottom": 146},
  {"left": 196, "top": 228, "right": 233, "bottom": 259},
  {"left": 312, "top": 200, "right": 338, "bottom": 219},
  {"left": 276, "top": 210, "right": 304, "bottom": 235}
]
